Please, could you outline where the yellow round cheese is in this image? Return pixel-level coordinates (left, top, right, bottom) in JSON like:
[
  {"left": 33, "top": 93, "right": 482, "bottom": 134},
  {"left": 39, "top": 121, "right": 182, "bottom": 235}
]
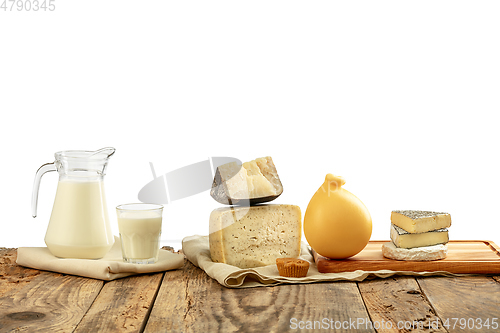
[{"left": 304, "top": 174, "right": 372, "bottom": 259}]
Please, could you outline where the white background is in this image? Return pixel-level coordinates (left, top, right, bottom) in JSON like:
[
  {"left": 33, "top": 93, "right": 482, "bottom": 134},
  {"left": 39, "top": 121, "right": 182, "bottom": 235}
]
[{"left": 1, "top": 1, "right": 499, "bottom": 250}]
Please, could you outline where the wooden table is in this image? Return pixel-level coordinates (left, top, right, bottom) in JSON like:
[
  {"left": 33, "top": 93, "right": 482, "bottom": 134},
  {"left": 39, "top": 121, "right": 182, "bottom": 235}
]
[{"left": 1, "top": 247, "right": 499, "bottom": 333}]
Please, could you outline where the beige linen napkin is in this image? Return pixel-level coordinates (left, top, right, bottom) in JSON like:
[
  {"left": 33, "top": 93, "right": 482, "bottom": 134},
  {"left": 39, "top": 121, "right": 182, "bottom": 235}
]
[
  {"left": 182, "top": 235, "right": 461, "bottom": 288},
  {"left": 16, "top": 236, "right": 184, "bottom": 281}
]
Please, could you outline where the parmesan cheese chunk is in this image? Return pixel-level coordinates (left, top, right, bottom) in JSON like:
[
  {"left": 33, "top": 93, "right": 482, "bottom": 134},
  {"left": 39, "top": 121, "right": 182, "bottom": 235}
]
[
  {"left": 210, "top": 156, "right": 283, "bottom": 205},
  {"left": 209, "top": 204, "right": 301, "bottom": 268}
]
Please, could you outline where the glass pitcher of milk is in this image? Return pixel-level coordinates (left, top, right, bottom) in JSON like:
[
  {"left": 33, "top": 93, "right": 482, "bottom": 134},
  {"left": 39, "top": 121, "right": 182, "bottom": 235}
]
[{"left": 32, "top": 148, "right": 116, "bottom": 259}]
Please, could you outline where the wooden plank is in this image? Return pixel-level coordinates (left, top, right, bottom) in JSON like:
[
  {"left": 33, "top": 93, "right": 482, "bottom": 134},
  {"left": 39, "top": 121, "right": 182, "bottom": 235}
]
[
  {"left": 144, "top": 259, "right": 375, "bottom": 333},
  {"left": 0, "top": 249, "right": 41, "bottom": 301},
  {"left": 74, "top": 273, "right": 163, "bottom": 333},
  {"left": 0, "top": 271, "right": 103, "bottom": 332},
  {"left": 314, "top": 241, "right": 500, "bottom": 274},
  {"left": 417, "top": 276, "right": 500, "bottom": 333},
  {"left": 142, "top": 259, "right": 192, "bottom": 332},
  {"left": 358, "top": 276, "right": 447, "bottom": 332}
]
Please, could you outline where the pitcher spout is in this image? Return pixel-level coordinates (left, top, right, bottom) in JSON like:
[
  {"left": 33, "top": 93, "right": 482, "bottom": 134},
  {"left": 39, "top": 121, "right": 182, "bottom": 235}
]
[{"left": 90, "top": 147, "right": 116, "bottom": 159}]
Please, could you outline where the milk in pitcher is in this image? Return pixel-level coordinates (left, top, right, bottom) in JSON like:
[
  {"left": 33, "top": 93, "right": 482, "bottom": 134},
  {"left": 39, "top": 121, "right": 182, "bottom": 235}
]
[{"left": 45, "top": 179, "right": 114, "bottom": 259}]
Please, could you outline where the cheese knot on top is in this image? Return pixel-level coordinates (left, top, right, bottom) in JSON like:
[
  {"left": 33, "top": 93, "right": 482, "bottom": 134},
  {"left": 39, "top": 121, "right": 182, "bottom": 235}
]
[{"left": 323, "top": 173, "right": 346, "bottom": 191}]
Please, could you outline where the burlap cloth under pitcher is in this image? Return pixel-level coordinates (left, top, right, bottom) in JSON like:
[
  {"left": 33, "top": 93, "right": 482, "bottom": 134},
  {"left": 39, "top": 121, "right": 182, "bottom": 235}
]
[{"left": 16, "top": 236, "right": 184, "bottom": 280}]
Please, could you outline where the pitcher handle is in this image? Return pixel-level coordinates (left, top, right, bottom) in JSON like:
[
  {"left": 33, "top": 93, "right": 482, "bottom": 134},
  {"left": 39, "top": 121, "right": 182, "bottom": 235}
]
[{"left": 32, "top": 162, "right": 56, "bottom": 218}]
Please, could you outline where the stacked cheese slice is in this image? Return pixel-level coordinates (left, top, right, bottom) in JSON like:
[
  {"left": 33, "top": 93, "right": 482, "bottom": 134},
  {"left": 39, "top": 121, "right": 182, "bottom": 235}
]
[
  {"left": 209, "top": 156, "right": 302, "bottom": 269},
  {"left": 382, "top": 210, "right": 451, "bottom": 261}
]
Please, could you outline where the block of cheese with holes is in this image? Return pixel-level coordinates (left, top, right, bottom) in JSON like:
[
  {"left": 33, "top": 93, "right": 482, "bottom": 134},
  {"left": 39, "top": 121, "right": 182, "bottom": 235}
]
[{"left": 209, "top": 204, "right": 302, "bottom": 268}]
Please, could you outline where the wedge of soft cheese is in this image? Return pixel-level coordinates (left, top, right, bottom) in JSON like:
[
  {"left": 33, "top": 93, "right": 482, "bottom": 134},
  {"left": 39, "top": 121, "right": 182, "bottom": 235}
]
[
  {"left": 391, "top": 210, "right": 451, "bottom": 234},
  {"left": 210, "top": 156, "right": 283, "bottom": 205},
  {"left": 209, "top": 204, "right": 301, "bottom": 268},
  {"left": 382, "top": 242, "right": 448, "bottom": 261},
  {"left": 390, "top": 224, "right": 449, "bottom": 249}
]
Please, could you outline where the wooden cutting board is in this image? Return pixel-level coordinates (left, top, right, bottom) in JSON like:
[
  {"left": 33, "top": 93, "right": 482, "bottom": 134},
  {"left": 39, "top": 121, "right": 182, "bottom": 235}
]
[{"left": 313, "top": 240, "right": 500, "bottom": 274}]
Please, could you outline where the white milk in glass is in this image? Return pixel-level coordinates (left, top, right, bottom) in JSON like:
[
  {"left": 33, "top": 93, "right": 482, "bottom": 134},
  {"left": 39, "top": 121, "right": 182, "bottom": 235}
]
[
  {"left": 45, "top": 180, "right": 114, "bottom": 259},
  {"left": 118, "top": 211, "right": 162, "bottom": 263}
]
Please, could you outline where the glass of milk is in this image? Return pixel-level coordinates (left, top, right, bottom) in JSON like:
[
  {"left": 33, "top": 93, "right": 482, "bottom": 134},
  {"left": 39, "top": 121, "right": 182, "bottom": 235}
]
[{"left": 116, "top": 203, "right": 163, "bottom": 264}]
